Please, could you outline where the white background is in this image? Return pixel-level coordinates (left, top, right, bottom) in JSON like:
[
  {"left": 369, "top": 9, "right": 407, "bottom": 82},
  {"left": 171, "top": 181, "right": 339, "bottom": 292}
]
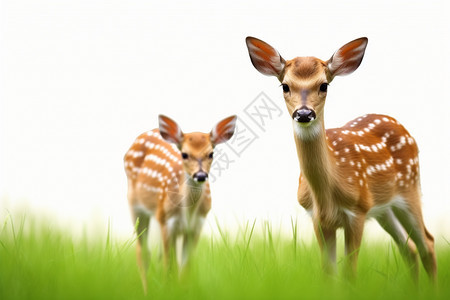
[{"left": 1, "top": 1, "right": 449, "bottom": 241}]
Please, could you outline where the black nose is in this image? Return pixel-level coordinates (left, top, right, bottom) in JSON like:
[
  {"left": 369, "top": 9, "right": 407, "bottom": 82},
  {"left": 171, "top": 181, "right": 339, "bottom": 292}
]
[
  {"left": 193, "top": 171, "right": 208, "bottom": 182},
  {"left": 292, "top": 107, "right": 316, "bottom": 123}
]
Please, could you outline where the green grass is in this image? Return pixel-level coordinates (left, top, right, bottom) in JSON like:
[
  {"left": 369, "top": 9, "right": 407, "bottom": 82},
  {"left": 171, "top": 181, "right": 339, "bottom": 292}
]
[{"left": 1, "top": 213, "right": 449, "bottom": 299}]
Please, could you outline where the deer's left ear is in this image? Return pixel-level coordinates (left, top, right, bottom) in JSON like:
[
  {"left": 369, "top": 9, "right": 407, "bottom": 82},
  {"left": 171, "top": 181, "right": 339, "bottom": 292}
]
[
  {"left": 210, "top": 115, "right": 237, "bottom": 145},
  {"left": 246, "top": 37, "right": 285, "bottom": 78},
  {"left": 328, "top": 37, "right": 368, "bottom": 78},
  {"left": 158, "top": 115, "right": 183, "bottom": 146}
]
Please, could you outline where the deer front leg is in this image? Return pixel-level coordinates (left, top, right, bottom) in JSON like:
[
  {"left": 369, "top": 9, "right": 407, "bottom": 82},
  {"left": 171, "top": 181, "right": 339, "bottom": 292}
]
[
  {"left": 161, "top": 220, "right": 178, "bottom": 273},
  {"left": 313, "top": 221, "right": 337, "bottom": 275},
  {"left": 181, "top": 216, "right": 205, "bottom": 270},
  {"left": 344, "top": 213, "right": 366, "bottom": 278}
]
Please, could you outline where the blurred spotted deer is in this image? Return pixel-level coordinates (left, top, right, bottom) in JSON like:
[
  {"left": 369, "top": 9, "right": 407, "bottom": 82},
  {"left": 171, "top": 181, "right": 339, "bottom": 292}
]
[
  {"left": 246, "top": 37, "right": 436, "bottom": 280},
  {"left": 124, "top": 115, "right": 236, "bottom": 290}
]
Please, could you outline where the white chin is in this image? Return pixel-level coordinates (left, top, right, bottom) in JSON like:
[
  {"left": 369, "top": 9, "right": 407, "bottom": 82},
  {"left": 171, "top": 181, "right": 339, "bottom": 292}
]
[{"left": 293, "top": 120, "right": 321, "bottom": 140}]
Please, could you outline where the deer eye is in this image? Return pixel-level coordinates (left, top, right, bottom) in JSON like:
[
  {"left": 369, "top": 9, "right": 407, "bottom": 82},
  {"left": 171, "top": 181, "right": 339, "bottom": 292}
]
[
  {"left": 181, "top": 152, "right": 189, "bottom": 159},
  {"left": 319, "top": 83, "right": 328, "bottom": 92},
  {"left": 282, "top": 84, "right": 290, "bottom": 93},
  {"left": 208, "top": 152, "right": 214, "bottom": 159}
]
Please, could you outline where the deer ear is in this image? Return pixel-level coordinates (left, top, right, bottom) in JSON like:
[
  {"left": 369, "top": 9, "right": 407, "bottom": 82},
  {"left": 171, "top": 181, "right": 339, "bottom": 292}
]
[
  {"left": 158, "top": 115, "right": 183, "bottom": 145},
  {"left": 210, "top": 115, "right": 237, "bottom": 145},
  {"left": 328, "top": 37, "right": 368, "bottom": 77},
  {"left": 246, "top": 36, "right": 285, "bottom": 78}
]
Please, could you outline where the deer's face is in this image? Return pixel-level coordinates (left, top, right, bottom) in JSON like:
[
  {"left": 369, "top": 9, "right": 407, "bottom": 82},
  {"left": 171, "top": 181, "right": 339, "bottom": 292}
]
[
  {"left": 180, "top": 133, "right": 214, "bottom": 183},
  {"left": 245, "top": 36, "right": 368, "bottom": 139},
  {"left": 281, "top": 57, "right": 330, "bottom": 127},
  {"left": 158, "top": 115, "right": 237, "bottom": 184}
]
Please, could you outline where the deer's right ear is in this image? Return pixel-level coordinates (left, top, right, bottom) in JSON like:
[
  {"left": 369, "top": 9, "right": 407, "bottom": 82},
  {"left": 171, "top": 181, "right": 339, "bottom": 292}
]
[
  {"left": 210, "top": 115, "right": 237, "bottom": 145},
  {"left": 158, "top": 115, "right": 183, "bottom": 146},
  {"left": 246, "top": 37, "right": 285, "bottom": 78},
  {"left": 327, "top": 37, "right": 368, "bottom": 78}
]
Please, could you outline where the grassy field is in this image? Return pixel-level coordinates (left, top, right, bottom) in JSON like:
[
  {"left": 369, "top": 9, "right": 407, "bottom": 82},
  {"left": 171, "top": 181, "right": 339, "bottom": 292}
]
[{"left": 1, "top": 212, "right": 449, "bottom": 300}]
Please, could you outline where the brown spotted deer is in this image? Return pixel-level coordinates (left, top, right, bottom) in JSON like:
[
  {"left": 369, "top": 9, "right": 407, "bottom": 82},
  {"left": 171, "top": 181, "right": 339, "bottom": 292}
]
[
  {"left": 124, "top": 115, "right": 236, "bottom": 290},
  {"left": 246, "top": 37, "right": 436, "bottom": 280}
]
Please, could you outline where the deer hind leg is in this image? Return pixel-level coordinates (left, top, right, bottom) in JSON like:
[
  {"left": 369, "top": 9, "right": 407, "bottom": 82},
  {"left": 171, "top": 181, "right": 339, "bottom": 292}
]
[
  {"left": 132, "top": 206, "right": 152, "bottom": 294},
  {"left": 392, "top": 194, "right": 437, "bottom": 281},
  {"left": 128, "top": 180, "right": 152, "bottom": 293},
  {"left": 376, "top": 208, "right": 419, "bottom": 281}
]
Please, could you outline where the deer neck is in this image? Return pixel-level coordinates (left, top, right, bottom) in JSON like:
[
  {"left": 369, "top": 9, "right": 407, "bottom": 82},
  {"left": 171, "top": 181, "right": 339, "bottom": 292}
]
[
  {"left": 293, "top": 117, "right": 337, "bottom": 198},
  {"left": 180, "top": 175, "right": 205, "bottom": 212}
]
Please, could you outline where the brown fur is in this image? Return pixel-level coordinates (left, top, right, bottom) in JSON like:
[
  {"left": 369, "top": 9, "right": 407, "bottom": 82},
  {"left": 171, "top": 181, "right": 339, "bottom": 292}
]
[
  {"left": 288, "top": 66, "right": 437, "bottom": 279},
  {"left": 125, "top": 129, "right": 212, "bottom": 221},
  {"left": 246, "top": 36, "right": 437, "bottom": 280},
  {"left": 287, "top": 57, "right": 323, "bottom": 79},
  {"left": 124, "top": 129, "right": 212, "bottom": 292},
  {"left": 124, "top": 115, "right": 236, "bottom": 292}
]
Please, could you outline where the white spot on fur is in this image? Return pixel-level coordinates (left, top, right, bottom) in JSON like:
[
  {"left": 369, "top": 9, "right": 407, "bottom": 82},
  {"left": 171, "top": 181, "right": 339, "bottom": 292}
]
[
  {"left": 367, "top": 165, "right": 375, "bottom": 175},
  {"left": 400, "top": 136, "right": 406, "bottom": 145}
]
